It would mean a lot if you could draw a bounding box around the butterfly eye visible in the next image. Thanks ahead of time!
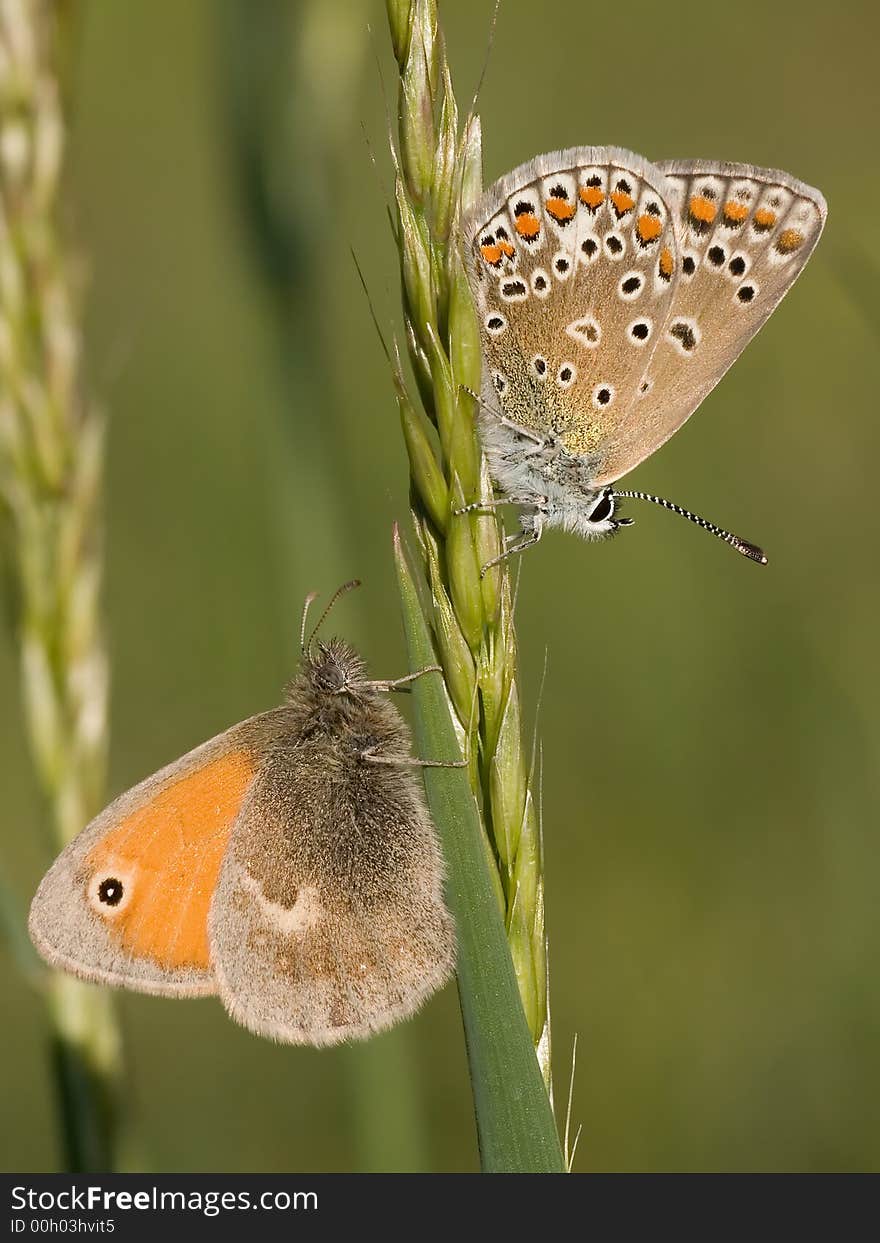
[315,660,346,693]
[589,492,615,524]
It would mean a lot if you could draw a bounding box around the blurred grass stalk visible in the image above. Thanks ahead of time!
[387,1,563,1169]
[0,0,123,1170]
[217,0,433,1172]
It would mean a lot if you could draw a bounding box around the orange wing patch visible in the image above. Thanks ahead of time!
[514,211,541,240]
[86,751,255,971]
[610,189,635,217]
[545,196,576,223]
[723,200,749,225]
[689,195,718,225]
[775,228,804,254]
[753,207,777,232]
[636,214,663,244]
[579,184,605,211]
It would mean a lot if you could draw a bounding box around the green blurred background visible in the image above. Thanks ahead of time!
[3,0,878,1172]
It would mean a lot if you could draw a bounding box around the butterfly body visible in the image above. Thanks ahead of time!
[463,146,826,559]
[29,633,455,1046]
[477,411,615,544]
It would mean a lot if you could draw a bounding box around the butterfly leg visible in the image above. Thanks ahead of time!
[365,665,442,693]
[453,493,547,517]
[364,664,479,765]
[479,516,544,577]
[360,744,468,769]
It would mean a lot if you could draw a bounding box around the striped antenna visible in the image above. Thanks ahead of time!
[301,580,362,656]
[612,489,768,565]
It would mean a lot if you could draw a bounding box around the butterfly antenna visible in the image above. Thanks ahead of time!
[300,592,320,655]
[306,580,362,654]
[612,489,768,565]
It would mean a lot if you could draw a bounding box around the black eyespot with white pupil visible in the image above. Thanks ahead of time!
[98,877,124,907]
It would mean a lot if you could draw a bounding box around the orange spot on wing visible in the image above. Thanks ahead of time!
[480,243,503,266]
[498,239,516,257]
[723,200,749,224]
[658,247,674,278]
[546,197,576,222]
[578,185,605,210]
[776,228,804,253]
[514,212,540,239]
[88,751,255,971]
[636,214,663,243]
[689,195,718,224]
[610,190,635,216]
[753,207,777,229]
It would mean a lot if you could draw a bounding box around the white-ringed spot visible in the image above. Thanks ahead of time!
[500,277,528,302]
[667,318,701,355]
[727,252,749,281]
[627,318,653,346]
[87,864,136,919]
[604,232,625,260]
[552,251,573,280]
[618,271,643,300]
[530,268,551,298]
[592,383,615,409]
[565,316,602,348]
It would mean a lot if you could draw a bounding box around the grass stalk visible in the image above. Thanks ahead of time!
[0,0,123,1171]
[386,0,562,1168]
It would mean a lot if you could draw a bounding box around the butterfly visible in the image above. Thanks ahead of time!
[461,147,826,568]
[28,585,456,1045]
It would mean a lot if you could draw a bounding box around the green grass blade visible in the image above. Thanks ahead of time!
[394,529,565,1173]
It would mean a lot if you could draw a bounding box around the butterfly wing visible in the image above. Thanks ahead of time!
[28,718,265,997]
[590,160,827,485]
[208,731,455,1046]
[463,146,682,457]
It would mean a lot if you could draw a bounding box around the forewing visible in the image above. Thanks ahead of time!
[591,160,827,485]
[28,718,266,997]
[463,146,682,456]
